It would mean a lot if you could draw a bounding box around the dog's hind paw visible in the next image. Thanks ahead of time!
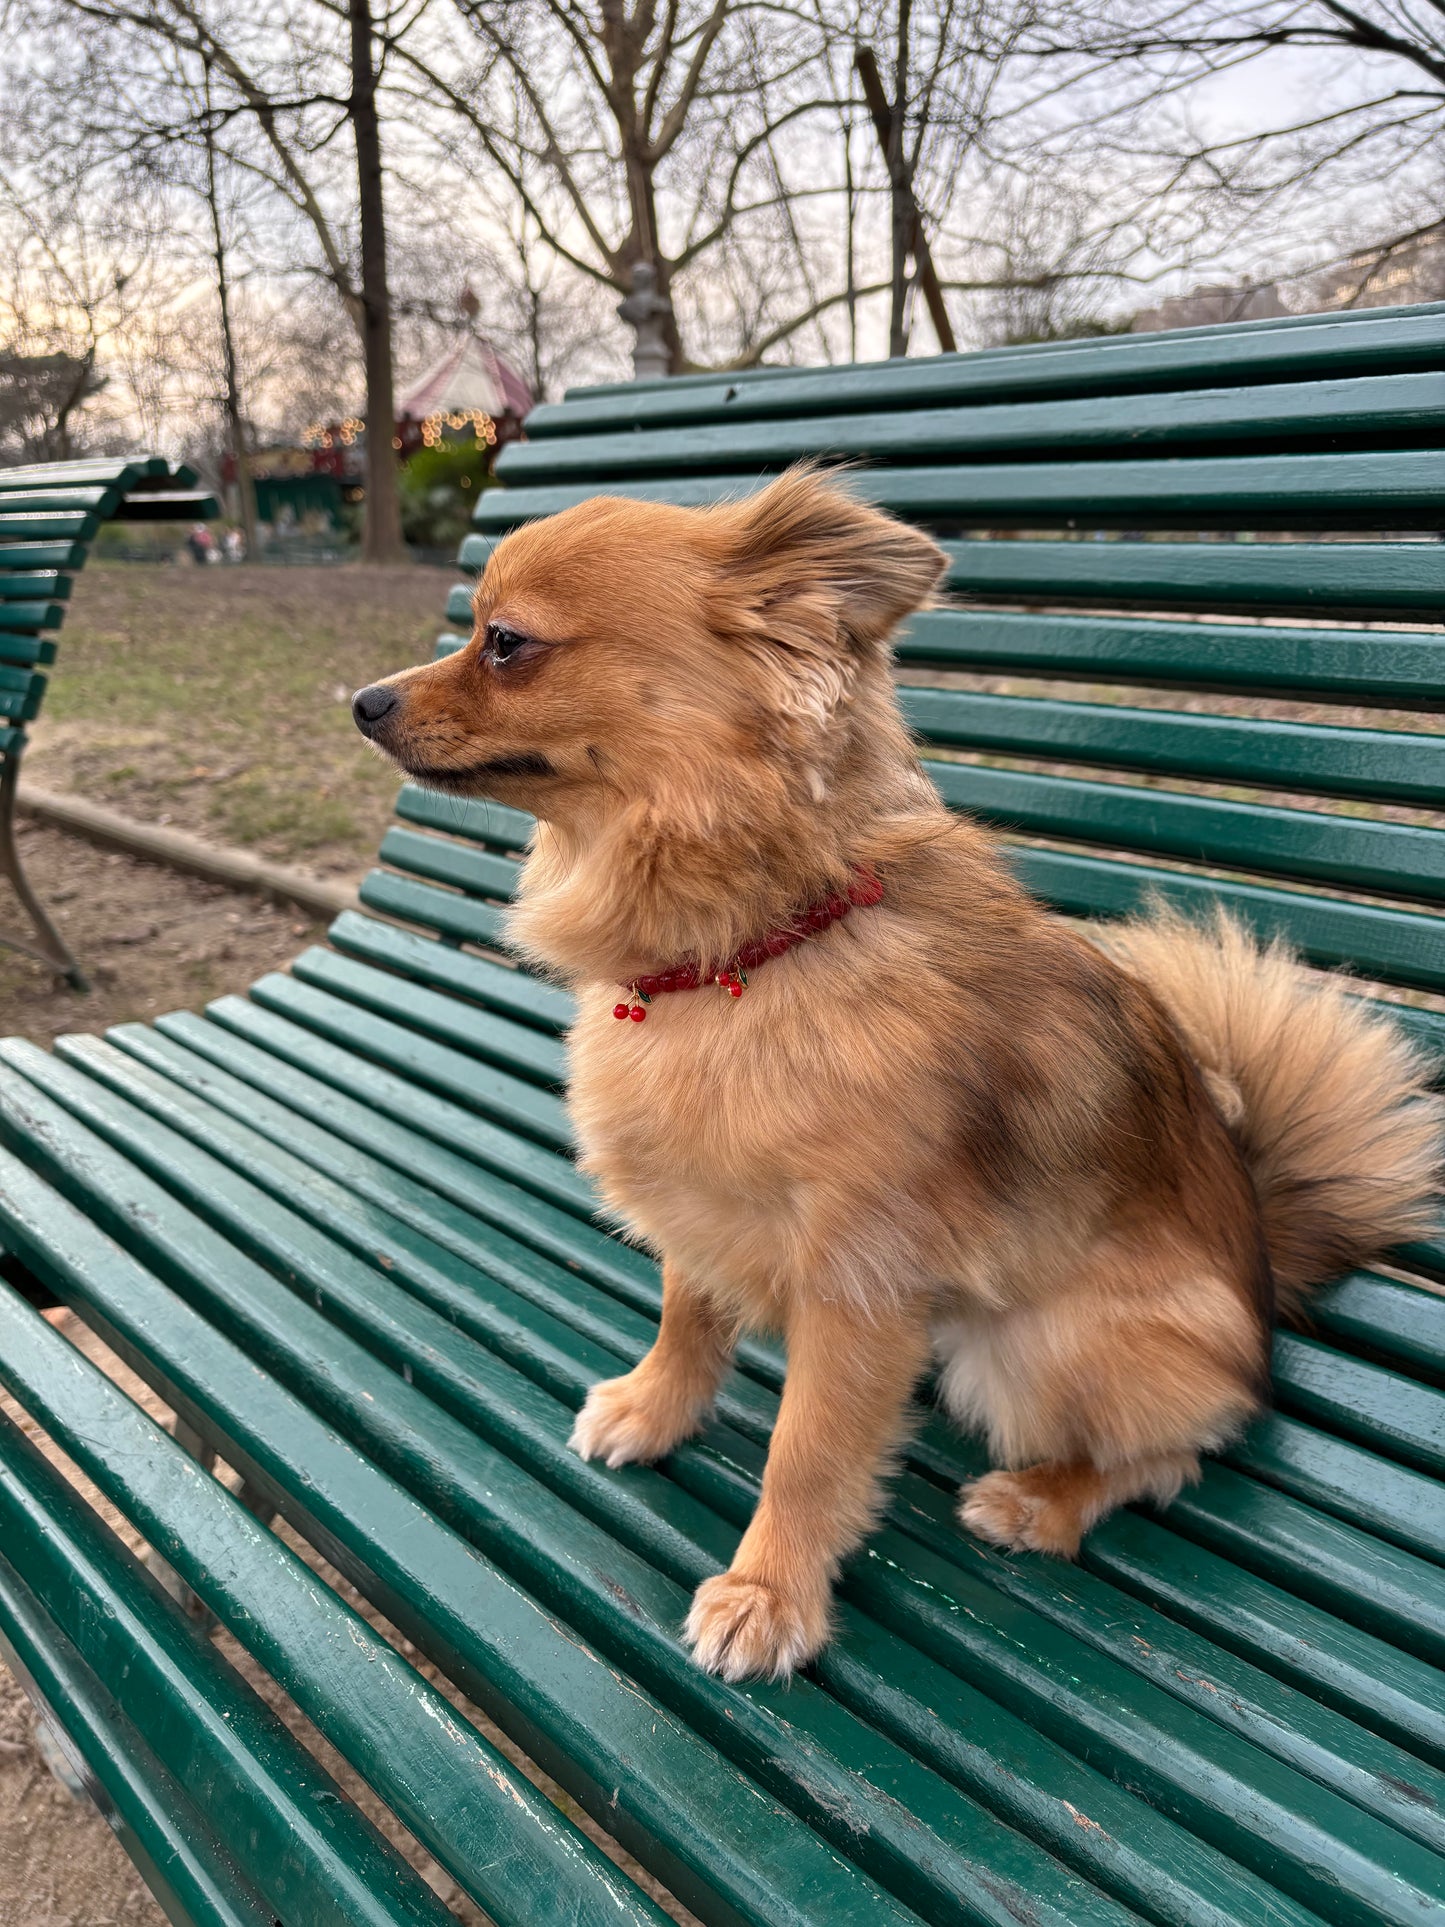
[958,1467,1089,1558]
[684,1571,828,1681]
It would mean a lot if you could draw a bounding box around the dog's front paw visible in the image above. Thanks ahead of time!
[958,1467,1085,1558]
[684,1571,828,1681]
[569,1370,701,1468]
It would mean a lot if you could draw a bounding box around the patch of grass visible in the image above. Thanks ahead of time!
[211,774,360,852]
[33,562,448,870]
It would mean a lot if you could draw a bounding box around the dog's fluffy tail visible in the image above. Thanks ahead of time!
[1108,904,1443,1318]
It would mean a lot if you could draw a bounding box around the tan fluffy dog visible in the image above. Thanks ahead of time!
[353,470,1442,1682]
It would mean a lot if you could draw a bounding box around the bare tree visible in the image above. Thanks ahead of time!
[31,0,406,555]
[1002,0,1445,294]
[382,0,853,371]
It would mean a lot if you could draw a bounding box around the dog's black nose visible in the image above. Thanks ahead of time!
[352,683,398,736]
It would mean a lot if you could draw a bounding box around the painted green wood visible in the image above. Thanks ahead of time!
[0,455,171,489]
[2,1069,1194,1927]
[0,1273,751,1927]
[1228,1412,1445,1562]
[535,307,1445,433]
[0,571,68,607]
[0,1048,1413,1927]
[379,823,524,898]
[0,1410,458,1927]
[929,760,1445,904]
[0,629,57,667]
[56,1025,1445,1911]
[499,371,1445,486]
[0,1144,1059,1927]
[0,664,45,721]
[358,867,509,947]
[326,910,571,1031]
[86,1028,1445,1793]
[445,581,474,624]
[1004,846,1445,991]
[114,1018,653,1311]
[0,539,88,571]
[935,538,1445,616]
[906,686,1445,805]
[27,1036,1445,1927]
[868,1469,1445,1862]
[290,946,567,1084]
[0,1561,279,1927]
[1312,1272,1445,1381]
[246,972,572,1148]
[394,781,534,851]
[0,599,67,634]
[1272,1330,1445,1475]
[1165,1461,1445,1664]
[473,451,1445,534]
[0,511,101,543]
[1079,1505,1445,1766]
[895,607,1445,708]
[202,993,594,1213]
[140,1008,1429,1403]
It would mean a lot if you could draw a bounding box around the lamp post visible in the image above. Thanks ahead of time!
[617,263,673,381]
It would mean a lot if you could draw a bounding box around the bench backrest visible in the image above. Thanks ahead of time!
[0,456,218,760]
[362,302,1445,1057]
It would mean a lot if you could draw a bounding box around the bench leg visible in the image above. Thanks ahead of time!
[0,757,88,991]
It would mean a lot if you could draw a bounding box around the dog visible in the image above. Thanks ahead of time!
[353,468,1442,1682]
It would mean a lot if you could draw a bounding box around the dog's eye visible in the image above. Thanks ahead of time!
[484,621,532,663]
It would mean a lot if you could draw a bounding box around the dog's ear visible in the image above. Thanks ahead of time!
[723,466,947,651]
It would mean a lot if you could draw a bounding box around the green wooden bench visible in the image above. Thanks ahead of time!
[2,306,1445,1926]
[0,456,219,989]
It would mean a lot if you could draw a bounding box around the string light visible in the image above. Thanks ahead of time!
[420,409,496,449]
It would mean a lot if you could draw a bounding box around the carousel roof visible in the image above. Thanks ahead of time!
[396,334,533,422]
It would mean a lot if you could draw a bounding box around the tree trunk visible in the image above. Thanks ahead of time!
[348,0,406,564]
[888,0,912,358]
[203,63,257,559]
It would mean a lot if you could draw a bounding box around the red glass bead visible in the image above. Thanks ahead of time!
[728,981,743,997]
[629,1004,647,1022]
[613,1003,629,1020]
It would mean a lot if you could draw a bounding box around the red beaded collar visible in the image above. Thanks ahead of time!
[613,866,884,1022]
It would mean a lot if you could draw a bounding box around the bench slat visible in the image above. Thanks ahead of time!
[247,972,571,1149]
[499,371,1445,484]
[395,782,534,851]
[896,609,1445,707]
[471,450,1445,533]
[1007,846,1445,989]
[359,867,509,947]
[115,1015,1445,1769]
[379,823,524,899]
[291,947,567,1084]
[327,910,570,1031]
[929,761,1445,905]
[14,1048,1445,1927]
[0,1090,1101,1927]
[905,686,1445,804]
[0,1209,769,1927]
[0,1551,279,1927]
[0,1412,456,1927]
[534,308,1445,434]
[356,813,1445,994]
[203,995,594,1214]
[937,538,1445,616]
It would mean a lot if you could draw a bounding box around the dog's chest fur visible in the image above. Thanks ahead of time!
[565,942,945,1311]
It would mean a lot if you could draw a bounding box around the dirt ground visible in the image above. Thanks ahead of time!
[26,561,446,876]
[0,823,331,1051]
